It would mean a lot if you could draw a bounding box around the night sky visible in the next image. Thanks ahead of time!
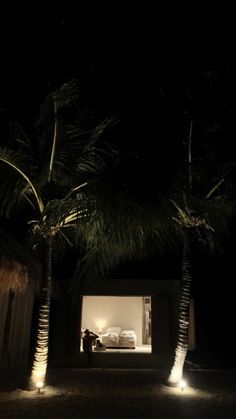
[1,8,235,200]
[0,7,235,365]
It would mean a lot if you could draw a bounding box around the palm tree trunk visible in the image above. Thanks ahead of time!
[30,235,52,388]
[167,230,192,385]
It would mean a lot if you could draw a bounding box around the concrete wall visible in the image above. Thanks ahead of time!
[82,296,143,345]
[81,279,179,296]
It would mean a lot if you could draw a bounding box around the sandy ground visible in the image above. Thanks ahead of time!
[0,368,236,419]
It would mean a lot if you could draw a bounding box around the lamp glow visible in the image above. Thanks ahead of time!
[179,379,187,392]
[36,381,44,393]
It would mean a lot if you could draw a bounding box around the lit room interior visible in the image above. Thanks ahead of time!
[81,296,152,353]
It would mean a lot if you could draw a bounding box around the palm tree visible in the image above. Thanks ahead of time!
[167,198,215,385]
[167,118,230,386]
[0,80,126,389]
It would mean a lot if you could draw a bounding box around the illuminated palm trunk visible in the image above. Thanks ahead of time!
[31,235,52,388]
[168,231,192,386]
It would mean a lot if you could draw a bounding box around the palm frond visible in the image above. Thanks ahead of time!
[90,113,120,142]
[0,117,33,152]
[0,148,44,215]
[35,80,119,188]
[70,191,178,293]
[171,194,229,255]
[209,156,236,199]
[28,195,92,242]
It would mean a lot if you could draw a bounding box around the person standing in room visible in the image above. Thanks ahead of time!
[82,329,98,366]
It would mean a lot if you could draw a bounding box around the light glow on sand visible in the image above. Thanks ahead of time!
[179,379,187,391]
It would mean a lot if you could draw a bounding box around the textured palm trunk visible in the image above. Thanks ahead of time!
[167,230,192,385]
[31,235,52,388]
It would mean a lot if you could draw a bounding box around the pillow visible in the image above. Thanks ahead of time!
[120,330,135,335]
[106,326,121,334]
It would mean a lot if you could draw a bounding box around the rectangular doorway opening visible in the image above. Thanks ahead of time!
[81,296,152,353]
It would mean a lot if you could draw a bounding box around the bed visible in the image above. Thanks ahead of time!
[101,326,136,349]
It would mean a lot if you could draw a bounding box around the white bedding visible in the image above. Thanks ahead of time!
[101,327,136,348]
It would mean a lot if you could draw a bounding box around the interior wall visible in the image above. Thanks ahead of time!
[82,296,143,345]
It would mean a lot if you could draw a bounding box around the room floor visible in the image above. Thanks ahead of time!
[95,345,152,354]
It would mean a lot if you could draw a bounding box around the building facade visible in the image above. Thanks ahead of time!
[51,278,183,369]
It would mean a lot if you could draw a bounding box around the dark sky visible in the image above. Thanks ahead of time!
[1,7,235,188]
[0,6,234,112]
